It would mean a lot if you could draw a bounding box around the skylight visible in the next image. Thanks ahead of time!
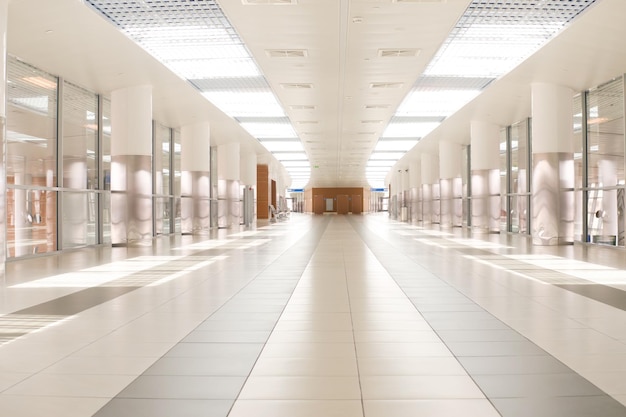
[84,0,308,186]
[369,0,598,188]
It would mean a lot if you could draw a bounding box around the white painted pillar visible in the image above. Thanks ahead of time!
[531,82,574,245]
[421,153,438,225]
[240,151,257,226]
[440,141,463,228]
[470,121,501,233]
[408,159,421,223]
[110,85,153,245]
[217,142,240,228]
[181,121,211,234]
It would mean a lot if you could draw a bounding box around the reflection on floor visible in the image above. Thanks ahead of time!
[2,213,626,417]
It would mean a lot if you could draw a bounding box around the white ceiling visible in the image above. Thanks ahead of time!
[7,0,626,188]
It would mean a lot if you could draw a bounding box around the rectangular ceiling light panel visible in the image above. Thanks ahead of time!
[374,139,419,152]
[84,0,305,168]
[242,122,298,138]
[259,140,305,152]
[382,121,439,139]
[202,91,285,117]
[425,0,598,78]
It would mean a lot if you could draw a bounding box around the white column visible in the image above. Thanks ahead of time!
[421,153,438,225]
[531,82,574,245]
[470,121,501,233]
[240,151,257,226]
[408,159,421,223]
[110,85,153,245]
[400,168,409,222]
[440,141,462,228]
[181,121,210,234]
[217,142,240,228]
[0,0,8,273]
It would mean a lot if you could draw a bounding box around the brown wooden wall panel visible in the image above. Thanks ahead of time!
[352,195,362,214]
[363,188,371,213]
[337,195,349,214]
[313,194,325,214]
[257,164,269,219]
[271,180,277,208]
[311,187,367,213]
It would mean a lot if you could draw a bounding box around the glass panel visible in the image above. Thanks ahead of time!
[510,119,529,194]
[461,145,471,227]
[573,93,584,241]
[499,128,508,231]
[102,98,112,243]
[173,129,182,233]
[587,77,624,188]
[63,81,97,189]
[154,123,171,235]
[154,123,171,196]
[154,197,171,236]
[7,189,57,257]
[6,57,58,257]
[62,191,97,249]
[586,77,624,246]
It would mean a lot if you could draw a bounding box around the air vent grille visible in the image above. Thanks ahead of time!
[378,49,421,58]
[281,83,313,89]
[243,0,297,4]
[393,0,446,3]
[291,105,316,110]
[266,49,308,58]
[370,82,404,89]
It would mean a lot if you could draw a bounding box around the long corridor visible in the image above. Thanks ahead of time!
[1,214,626,416]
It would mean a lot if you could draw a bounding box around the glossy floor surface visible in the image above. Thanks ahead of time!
[2,214,626,416]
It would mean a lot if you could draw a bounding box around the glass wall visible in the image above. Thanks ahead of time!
[6,57,58,257]
[154,122,172,235]
[497,119,531,235]
[573,93,585,241]
[173,129,182,233]
[585,77,625,246]
[102,98,112,244]
[509,119,530,234]
[499,128,508,231]
[61,81,99,249]
[462,145,470,227]
[4,56,184,258]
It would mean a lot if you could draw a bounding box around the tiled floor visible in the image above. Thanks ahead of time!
[2,213,626,416]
